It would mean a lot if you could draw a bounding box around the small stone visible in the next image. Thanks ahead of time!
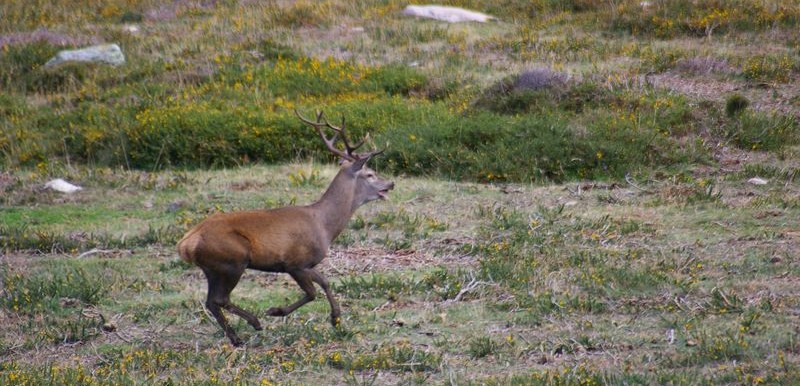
[122,24,140,34]
[747,177,768,185]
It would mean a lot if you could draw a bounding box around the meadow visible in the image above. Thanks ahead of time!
[1,0,800,384]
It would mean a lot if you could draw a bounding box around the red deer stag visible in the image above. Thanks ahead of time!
[178,110,394,346]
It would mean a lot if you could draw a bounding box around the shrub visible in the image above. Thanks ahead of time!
[0,40,61,92]
[725,94,749,117]
[742,54,795,82]
[119,11,143,23]
[474,71,620,116]
[725,112,798,151]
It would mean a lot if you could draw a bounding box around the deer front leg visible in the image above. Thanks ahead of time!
[266,270,316,317]
[307,268,341,326]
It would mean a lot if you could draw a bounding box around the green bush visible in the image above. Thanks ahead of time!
[0,41,61,92]
[380,97,695,183]
[365,64,427,96]
[726,112,798,151]
[725,94,749,117]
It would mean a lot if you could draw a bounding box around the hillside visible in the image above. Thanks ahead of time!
[2,1,800,384]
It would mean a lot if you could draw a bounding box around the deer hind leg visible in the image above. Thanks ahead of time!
[203,266,261,346]
[307,268,341,326]
[266,269,316,317]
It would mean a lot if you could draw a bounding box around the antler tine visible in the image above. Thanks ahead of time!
[337,115,367,156]
[295,109,353,161]
[295,109,378,161]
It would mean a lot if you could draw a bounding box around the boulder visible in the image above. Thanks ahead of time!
[44,178,83,193]
[402,5,495,23]
[45,43,125,67]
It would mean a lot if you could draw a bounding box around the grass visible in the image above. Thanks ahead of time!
[2,0,800,383]
[2,163,800,384]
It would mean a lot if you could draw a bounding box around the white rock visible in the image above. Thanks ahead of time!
[44,178,83,193]
[122,24,140,34]
[747,177,768,185]
[402,5,495,23]
[45,44,125,67]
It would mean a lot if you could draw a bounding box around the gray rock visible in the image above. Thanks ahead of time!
[45,43,125,67]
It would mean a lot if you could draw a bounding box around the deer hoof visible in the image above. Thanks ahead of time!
[252,323,263,331]
[229,335,244,347]
[330,315,341,327]
[266,307,286,317]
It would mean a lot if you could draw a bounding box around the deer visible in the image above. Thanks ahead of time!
[177,110,394,346]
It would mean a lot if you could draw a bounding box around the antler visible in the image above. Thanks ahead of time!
[295,109,381,161]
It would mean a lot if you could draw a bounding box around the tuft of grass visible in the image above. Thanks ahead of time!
[325,341,442,373]
[725,112,798,151]
[0,265,108,313]
[468,335,498,359]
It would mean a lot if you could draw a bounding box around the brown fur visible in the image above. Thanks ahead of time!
[178,161,394,346]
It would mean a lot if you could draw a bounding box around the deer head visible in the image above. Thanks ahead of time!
[295,109,394,207]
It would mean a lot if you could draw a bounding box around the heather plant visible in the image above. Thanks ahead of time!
[676,56,732,75]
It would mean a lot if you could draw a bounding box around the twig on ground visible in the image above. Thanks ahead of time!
[77,248,116,258]
[625,173,650,192]
[444,277,489,305]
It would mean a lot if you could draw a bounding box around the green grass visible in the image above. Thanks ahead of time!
[2,163,800,384]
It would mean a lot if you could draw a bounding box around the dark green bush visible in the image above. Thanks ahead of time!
[119,11,143,23]
[725,94,749,117]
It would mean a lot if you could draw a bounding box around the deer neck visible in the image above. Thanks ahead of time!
[311,170,359,242]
